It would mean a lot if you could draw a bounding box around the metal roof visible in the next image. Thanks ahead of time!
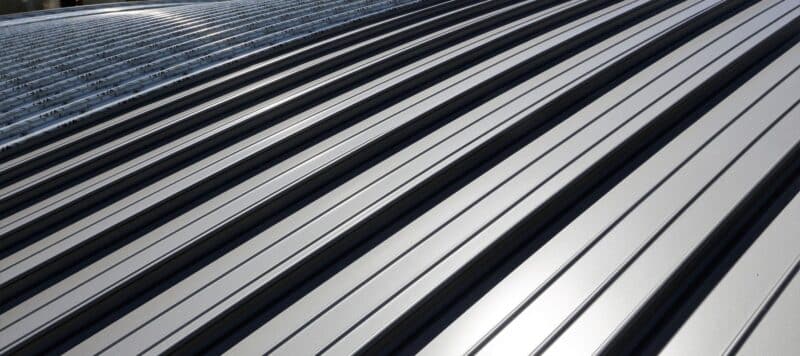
[0,0,418,149]
[1,0,799,354]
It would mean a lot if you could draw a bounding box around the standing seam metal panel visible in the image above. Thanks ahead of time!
[1,0,799,355]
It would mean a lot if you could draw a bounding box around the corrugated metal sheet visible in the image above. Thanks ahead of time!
[1,0,799,354]
[0,0,420,150]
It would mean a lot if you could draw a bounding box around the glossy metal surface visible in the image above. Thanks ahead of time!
[1,0,798,354]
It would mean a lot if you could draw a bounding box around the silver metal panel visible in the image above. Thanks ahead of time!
[1,0,799,354]
[0,0,419,148]
[661,168,800,355]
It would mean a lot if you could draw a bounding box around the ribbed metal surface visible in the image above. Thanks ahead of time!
[0,0,418,150]
[1,0,799,354]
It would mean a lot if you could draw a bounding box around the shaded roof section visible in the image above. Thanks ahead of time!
[0,0,419,149]
[1,0,799,354]
[0,1,228,23]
